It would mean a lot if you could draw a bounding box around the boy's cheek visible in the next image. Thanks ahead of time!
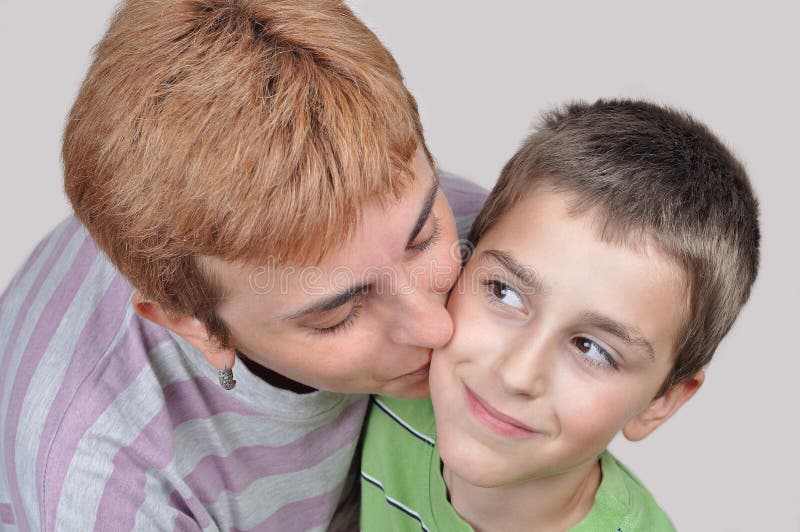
[554,391,636,448]
[430,322,477,385]
[446,282,481,331]
[435,322,480,366]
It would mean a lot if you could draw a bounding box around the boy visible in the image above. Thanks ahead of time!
[360,99,759,530]
[0,0,485,529]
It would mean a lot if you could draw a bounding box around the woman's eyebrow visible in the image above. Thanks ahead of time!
[284,175,442,321]
[405,175,440,248]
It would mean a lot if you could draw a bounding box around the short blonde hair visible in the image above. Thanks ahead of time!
[64,0,429,344]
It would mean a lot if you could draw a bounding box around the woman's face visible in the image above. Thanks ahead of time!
[208,148,462,398]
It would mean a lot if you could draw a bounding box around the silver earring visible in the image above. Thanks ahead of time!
[218,365,236,390]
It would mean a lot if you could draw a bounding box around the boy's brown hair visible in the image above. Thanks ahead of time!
[63,0,429,345]
[469,99,760,396]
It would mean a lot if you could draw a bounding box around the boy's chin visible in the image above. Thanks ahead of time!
[438,434,515,489]
[442,457,516,489]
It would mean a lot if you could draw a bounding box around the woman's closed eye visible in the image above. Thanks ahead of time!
[306,291,369,336]
[408,216,442,253]
[311,301,363,335]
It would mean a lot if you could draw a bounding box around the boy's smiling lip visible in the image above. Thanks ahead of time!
[463,382,540,438]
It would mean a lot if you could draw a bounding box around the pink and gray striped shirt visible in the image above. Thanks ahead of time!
[0,174,486,531]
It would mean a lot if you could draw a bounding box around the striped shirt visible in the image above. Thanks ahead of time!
[360,397,676,531]
[0,173,486,531]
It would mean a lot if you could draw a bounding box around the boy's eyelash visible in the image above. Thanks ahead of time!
[312,301,363,335]
[409,217,441,252]
[482,279,620,371]
[574,337,619,371]
[482,279,516,304]
[483,279,508,297]
[482,278,621,371]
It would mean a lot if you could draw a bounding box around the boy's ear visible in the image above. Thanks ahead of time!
[131,291,236,371]
[622,370,705,442]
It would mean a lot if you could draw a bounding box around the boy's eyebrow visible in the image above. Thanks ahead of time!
[405,175,441,249]
[581,312,656,360]
[481,249,547,295]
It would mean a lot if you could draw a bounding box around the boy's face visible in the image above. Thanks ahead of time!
[429,187,691,488]
[204,148,461,398]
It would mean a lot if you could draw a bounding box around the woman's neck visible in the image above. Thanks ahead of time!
[237,351,317,394]
[443,457,601,532]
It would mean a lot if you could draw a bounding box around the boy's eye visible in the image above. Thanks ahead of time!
[484,280,525,310]
[573,337,619,370]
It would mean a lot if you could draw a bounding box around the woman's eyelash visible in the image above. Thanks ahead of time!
[410,217,441,252]
[313,216,441,335]
[313,301,363,335]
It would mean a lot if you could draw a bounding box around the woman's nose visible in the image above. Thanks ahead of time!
[389,291,454,349]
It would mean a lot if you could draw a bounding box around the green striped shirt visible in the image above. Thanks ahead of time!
[360,396,676,532]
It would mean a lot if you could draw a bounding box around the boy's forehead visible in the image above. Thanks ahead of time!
[499,187,688,277]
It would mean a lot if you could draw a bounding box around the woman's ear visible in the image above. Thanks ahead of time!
[131,291,236,371]
[622,370,705,442]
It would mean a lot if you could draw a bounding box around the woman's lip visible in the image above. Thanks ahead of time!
[401,350,433,377]
[464,384,538,437]
[405,362,431,377]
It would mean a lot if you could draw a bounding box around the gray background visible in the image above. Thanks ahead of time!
[1,2,797,530]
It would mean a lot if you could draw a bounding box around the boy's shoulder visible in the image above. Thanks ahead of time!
[367,395,436,443]
[576,451,675,532]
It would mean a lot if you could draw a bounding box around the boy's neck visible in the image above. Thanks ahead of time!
[443,457,602,532]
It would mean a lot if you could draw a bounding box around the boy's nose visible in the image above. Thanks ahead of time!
[494,339,550,397]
